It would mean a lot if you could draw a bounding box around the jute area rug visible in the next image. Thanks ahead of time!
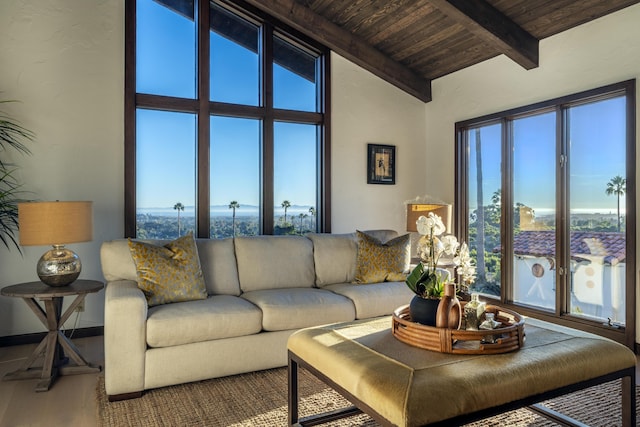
[96,368,638,426]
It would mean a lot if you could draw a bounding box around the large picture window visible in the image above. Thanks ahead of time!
[456,81,636,349]
[125,0,329,239]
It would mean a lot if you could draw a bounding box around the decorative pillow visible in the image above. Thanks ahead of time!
[354,230,411,284]
[128,234,207,306]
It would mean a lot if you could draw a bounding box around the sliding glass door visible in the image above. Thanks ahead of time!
[456,80,635,348]
[567,97,627,325]
[511,111,556,311]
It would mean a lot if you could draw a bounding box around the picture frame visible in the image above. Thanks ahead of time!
[367,143,396,185]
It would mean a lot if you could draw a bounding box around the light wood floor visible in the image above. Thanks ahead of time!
[0,335,638,426]
[0,335,104,427]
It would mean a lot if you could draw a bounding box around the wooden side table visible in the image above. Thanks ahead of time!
[1,279,104,392]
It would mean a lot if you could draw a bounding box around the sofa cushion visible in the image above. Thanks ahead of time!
[361,229,401,243]
[146,295,262,348]
[196,238,241,296]
[307,233,357,287]
[325,282,414,319]
[129,234,208,306]
[234,235,316,292]
[241,288,355,331]
[101,239,139,282]
[354,231,411,284]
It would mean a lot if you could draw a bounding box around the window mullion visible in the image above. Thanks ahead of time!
[124,0,137,238]
[197,0,211,238]
[556,106,569,317]
[261,23,274,234]
[623,81,637,349]
[502,119,513,305]
[454,125,468,241]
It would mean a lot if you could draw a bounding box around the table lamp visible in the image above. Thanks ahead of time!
[406,203,451,233]
[18,201,93,287]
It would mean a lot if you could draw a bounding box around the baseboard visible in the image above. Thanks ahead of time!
[0,326,103,347]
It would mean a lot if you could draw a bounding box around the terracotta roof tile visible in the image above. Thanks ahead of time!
[506,231,625,264]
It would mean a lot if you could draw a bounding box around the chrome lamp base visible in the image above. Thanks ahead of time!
[37,244,82,287]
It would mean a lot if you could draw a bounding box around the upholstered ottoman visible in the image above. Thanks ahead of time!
[287,316,636,426]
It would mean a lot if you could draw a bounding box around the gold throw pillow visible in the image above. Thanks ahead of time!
[128,234,207,306]
[354,231,410,284]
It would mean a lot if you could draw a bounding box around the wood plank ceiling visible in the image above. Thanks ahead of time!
[242,0,640,102]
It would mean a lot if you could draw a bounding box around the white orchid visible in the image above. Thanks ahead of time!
[441,234,460,256]
[455,242,476,285]
[416,212,446,237]
[407,212,476,298]
[415,213,448,266]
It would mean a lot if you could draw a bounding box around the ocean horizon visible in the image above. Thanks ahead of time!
[138,205,314,217]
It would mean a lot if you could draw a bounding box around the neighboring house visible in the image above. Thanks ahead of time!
[510,231,626,323]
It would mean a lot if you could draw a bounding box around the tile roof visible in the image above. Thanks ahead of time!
[508,230,626,264]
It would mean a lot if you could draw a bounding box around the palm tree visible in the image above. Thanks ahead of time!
[298,213,308,233]
[228,200,240,237]
[308,206,316,230]
[0,100,34,252]
[173,202,185,237]
[281,200,291,224]
[605,175,626,232]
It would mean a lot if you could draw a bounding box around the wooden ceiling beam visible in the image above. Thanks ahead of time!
[428,0,539,70]
[242,0,432,102]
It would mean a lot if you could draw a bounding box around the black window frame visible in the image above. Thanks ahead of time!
[124,0,331,238]
[455,80,636,349]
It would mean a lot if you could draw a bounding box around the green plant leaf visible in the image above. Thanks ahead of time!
[405,262,424,294]
[0,99,35,252]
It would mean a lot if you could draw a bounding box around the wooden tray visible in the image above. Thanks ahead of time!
[391,303,525,354]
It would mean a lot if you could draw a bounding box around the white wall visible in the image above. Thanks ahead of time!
[330,54,429,233]
[424,4,640,341]
[0,0,124,336]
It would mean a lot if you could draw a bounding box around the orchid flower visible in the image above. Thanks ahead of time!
[407,212,476,298]
[441,235,460,257]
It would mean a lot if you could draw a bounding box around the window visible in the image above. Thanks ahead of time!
[125,0,329,239]
[456,81,636,349]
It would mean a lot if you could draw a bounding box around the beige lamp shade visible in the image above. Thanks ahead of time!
[18,201,93,246]
[406,203,451,233]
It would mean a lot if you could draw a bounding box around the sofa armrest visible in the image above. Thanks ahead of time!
[104,280,148,397]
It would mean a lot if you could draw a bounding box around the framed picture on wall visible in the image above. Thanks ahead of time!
[367,143,396,184]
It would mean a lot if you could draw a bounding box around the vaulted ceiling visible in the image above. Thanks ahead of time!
[243,0,640,102]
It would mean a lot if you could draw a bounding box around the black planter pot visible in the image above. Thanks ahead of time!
[409,295,440,326]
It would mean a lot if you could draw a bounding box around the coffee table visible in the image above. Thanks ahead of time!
[288,316,636,426]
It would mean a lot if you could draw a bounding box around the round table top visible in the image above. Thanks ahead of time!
[0,279,104,298]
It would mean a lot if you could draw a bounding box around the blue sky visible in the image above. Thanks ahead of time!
[135,0,317,210]
[468,95,627,216]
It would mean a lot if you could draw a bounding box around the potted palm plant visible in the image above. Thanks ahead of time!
[0,99,34,252]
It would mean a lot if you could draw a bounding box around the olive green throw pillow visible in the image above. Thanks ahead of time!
[128,234,207,306]
[354,231,410,284]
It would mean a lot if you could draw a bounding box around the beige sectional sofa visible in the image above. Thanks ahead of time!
[100,230,413,400]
